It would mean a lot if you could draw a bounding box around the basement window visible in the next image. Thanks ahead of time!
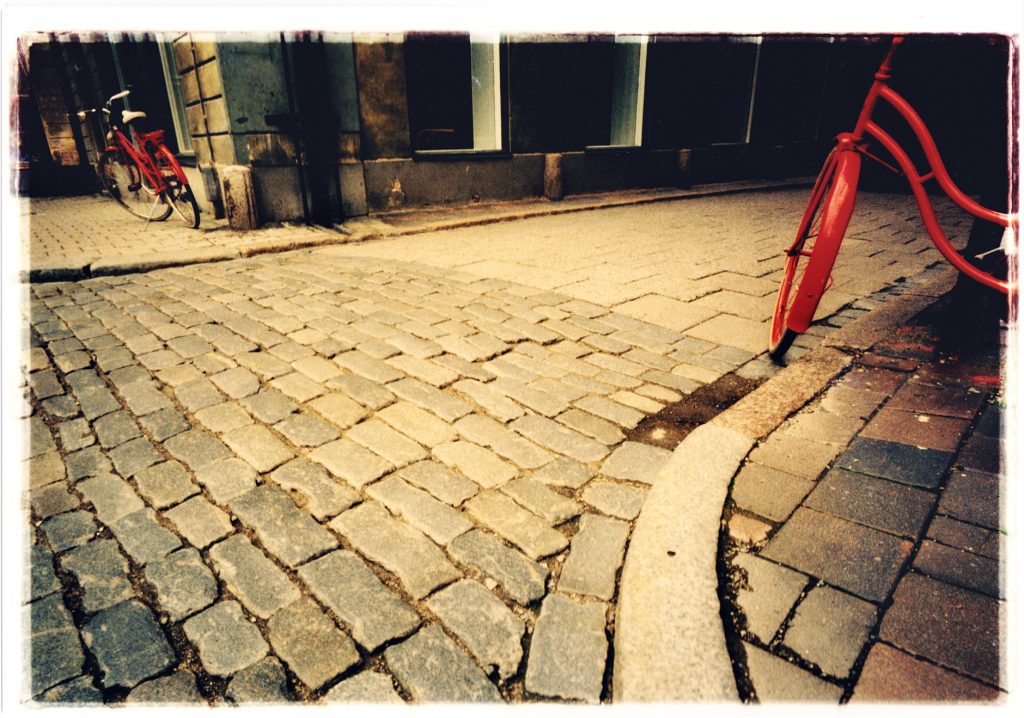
[405,32,505,154]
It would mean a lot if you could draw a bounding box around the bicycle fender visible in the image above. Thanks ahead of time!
[788,149,862,333]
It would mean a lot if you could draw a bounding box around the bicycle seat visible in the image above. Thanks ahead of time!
[122,110,147,125]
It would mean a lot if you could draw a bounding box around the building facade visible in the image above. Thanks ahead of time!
[15,32,1012,228]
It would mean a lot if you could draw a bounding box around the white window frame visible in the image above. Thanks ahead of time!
[157,37,194,155]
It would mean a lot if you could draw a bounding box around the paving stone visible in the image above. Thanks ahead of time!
[56,417,93,452]
[581,480,646,520]
[452,379,526,422]
[164,429,231,472]
[155,363,204,388]
[427,579,526,681]
[223,424,295,474]
[599,441,671,485]
[226,656,289,703]
[229,485,337,567]
[554,408,625,445]
[818,384,886,420]
[749,434,843,481]
[805,467,935,538]
[107,436,162,478]
[732,552,807,643]
[307,391,367,429]
[397,460,479,506]
[455,414,554,470]
[938,468,1000,530]
[168,334,213,360]
[270,371,325,402]
[164,496,232,549]
[322,671,404,703]
[763,508,911,602]
[273,412,340,447]
[501,477,581,524]
[860,407,969,452]
[126,670,204,704]
[241,389,298,423]
[330,502,460,598]
[465,491,568,559]
[267,597,360,690]
[956,432,1000,474]
[386,354,459,387]
[386,624,501,702]
[731,463,815,523]
[194,457,258,502]
[511,415,609,463]
[27,544,61,602]
[348,418,428,468]
[27,593,85,695]
[389,377,473,422]
[42,394,80,419]
[193,401,253,434]
[333,349,404,383]
[368,475,473,544]
[234,350,292,380]
[558,513,630,601]
[119,380,174,416]
[135,461,198,509]
[431,440,517,488]
[525,593,607,703]
[29,481,81,519]
[174,378,225,413]
[782,585,876,679]
[880,573,1000,686]
[914,540,1001,598]
[292,354,343,383]
[851,642,999,702]
[78,474,145,524]
[836,437,952,489]
[82,599,175,690]
[42,510,98,553]
[530,457,594,489]
[744,642,844,702]
[184,601,270,677]
[728,513,774,546]
[887,380,986,419]
[298,550,420,651]
[54,350,91,373]
[327,372,396,411]
[61,538,135,613]
[490,377,570,417]
[269,458,358,520]
[37,675,103,703]
[641,368,700,393]
[928,515,1001,560]
[29,369,63,401]
[110,508,181,565]
[309,437,392,488]
[378,401,458,447]
[144,547,218,621]
[139,407,191,441]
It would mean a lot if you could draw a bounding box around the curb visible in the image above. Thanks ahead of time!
[612,267,958,702]
[23,177,812,283]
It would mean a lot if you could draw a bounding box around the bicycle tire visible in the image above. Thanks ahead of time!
[167,184,201,229]
[768,149,861,360]
[97,149,172,221]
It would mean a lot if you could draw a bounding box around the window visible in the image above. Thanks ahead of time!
[405,32,505,153]
[157,38,193,155]
[711,35,762,146]
[608,35,648,146]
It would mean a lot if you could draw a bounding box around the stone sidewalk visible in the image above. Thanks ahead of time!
[18,186,974,704]
[721,293,1005,702]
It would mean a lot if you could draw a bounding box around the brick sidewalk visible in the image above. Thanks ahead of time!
[722,295,1005,702]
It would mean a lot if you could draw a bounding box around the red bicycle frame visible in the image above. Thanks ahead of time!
[107,126,188,195]
[781,37,1016,336]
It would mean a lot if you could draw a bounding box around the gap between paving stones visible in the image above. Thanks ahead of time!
[23,178,811,283]
[612,268,959,701]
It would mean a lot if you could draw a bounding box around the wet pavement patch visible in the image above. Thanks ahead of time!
[626,373,764,450]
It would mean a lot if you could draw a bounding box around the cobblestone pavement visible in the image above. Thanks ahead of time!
[21,188,969,704]
[722,298,1005,702]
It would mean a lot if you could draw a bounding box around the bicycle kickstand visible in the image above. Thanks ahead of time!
[144,196,164,230]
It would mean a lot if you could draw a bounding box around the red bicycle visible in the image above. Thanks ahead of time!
[79,90,200,228]
[768,36,1016,360]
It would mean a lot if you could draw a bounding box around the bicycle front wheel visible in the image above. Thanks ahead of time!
[97,150,172,221]
[166,184,201,229]
[768,148,861,360]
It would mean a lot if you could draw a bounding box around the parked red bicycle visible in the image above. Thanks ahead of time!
[768,36,1016,360]
[79,90,200,228]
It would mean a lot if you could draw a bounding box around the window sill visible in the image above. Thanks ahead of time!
[412,149,511,162]
[584,144,644,155]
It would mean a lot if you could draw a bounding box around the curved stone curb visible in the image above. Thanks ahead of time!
[613,268,958,702]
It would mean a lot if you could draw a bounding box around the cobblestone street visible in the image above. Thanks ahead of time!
[20,187,973,704]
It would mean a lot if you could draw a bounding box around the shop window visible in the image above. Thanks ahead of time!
[608,35,649,146]
[711,35,762,146]
[405,32,504,153]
